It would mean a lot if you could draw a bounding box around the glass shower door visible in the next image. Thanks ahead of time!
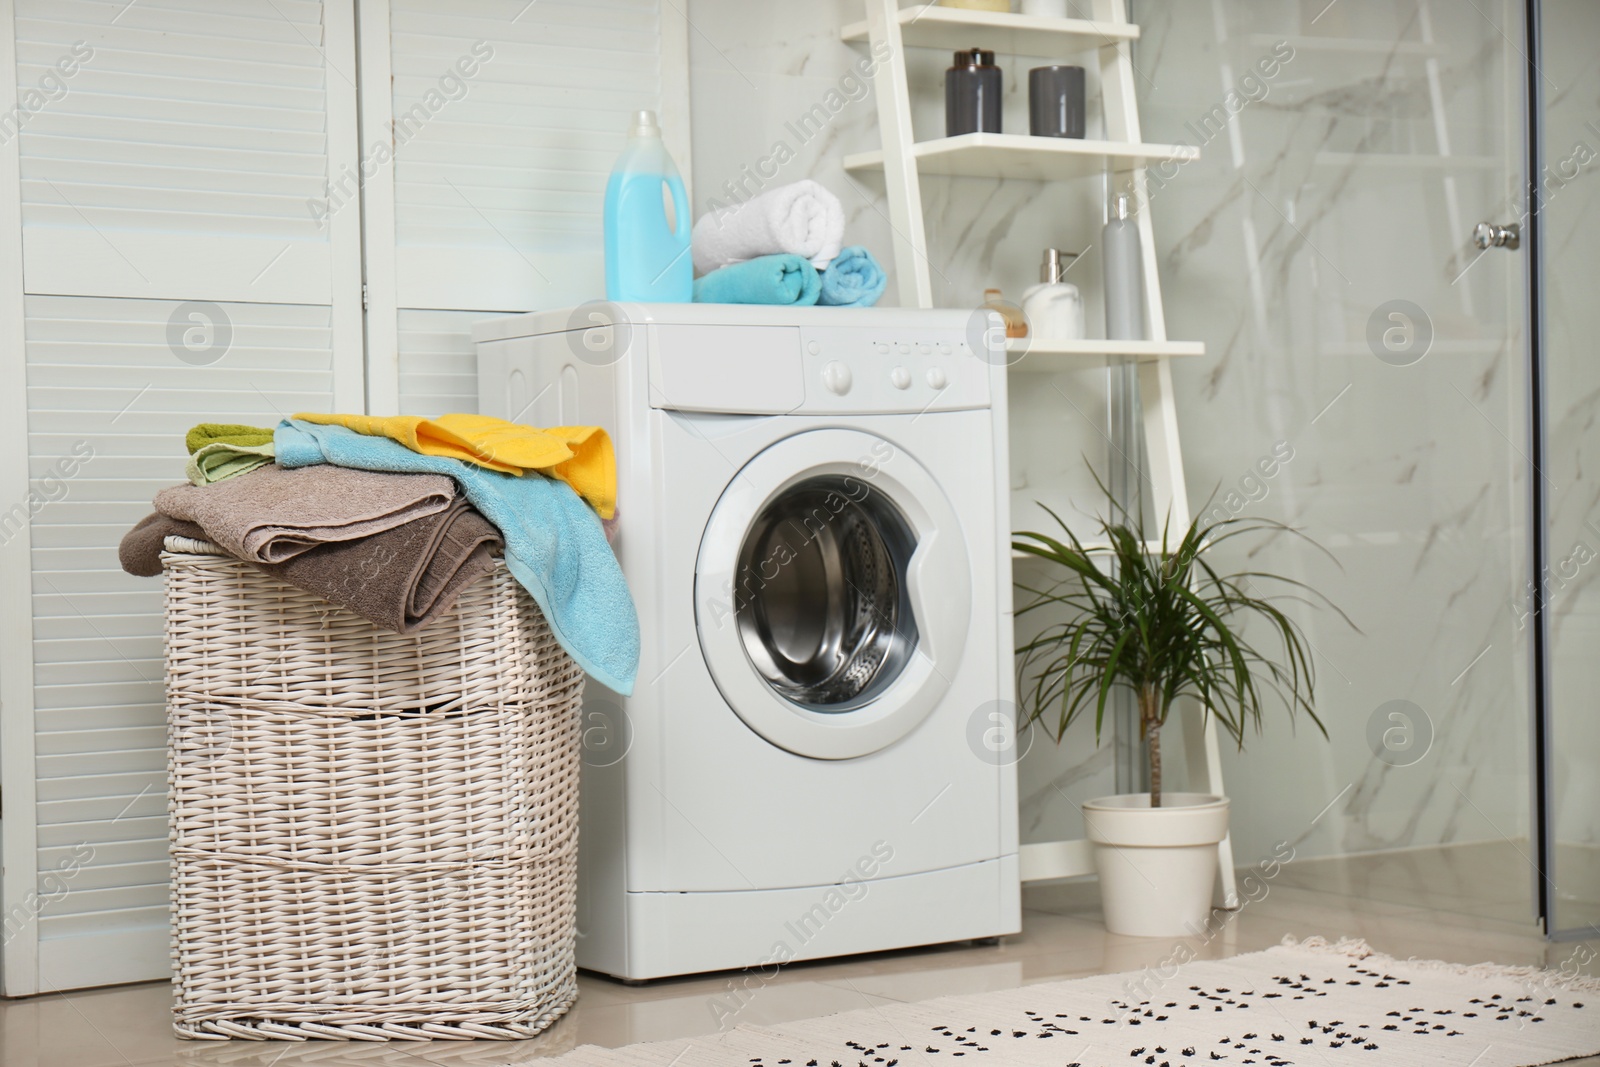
[1535,0,1600,940]
[1138,0,1537,927]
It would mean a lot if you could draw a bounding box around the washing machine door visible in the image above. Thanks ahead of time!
[695,428,972,760]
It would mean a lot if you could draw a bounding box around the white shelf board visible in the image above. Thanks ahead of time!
[1246,33,1449,57]
[843,7,1137,58]
[844,133,1198,181]
[1005,337,1205,371]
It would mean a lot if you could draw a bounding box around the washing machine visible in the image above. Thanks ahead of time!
[473,303,1020,980]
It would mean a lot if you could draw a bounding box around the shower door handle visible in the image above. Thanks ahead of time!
[1473,221,1521,250]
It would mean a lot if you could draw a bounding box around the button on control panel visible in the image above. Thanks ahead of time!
[797,326,989,414]
[821,360,853,395]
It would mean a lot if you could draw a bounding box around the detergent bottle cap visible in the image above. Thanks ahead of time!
[629,109,662,137]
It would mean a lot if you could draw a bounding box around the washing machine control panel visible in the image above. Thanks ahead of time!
[795,328,991,414]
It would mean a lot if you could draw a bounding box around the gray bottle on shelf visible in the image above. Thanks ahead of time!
[1102,194,1145,340]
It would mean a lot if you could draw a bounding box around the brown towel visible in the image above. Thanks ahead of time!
[154,464,456,564]
[119,512,206,577]
[278,499,502,633]
[120,505,503,634]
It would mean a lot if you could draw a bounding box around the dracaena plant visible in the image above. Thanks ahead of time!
[1013,489,1347,808]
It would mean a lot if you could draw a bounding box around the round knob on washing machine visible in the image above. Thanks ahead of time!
[890,366,911,390]
[927,367,949,390]
[822,360,853,395]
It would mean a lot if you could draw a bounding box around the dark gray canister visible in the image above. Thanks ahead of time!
[1029,65,1086,138]
[946,49,1002,136]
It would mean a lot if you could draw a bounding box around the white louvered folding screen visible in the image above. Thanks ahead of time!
[395,308,486,417]
[23,297,340,991]
[0,0,688,995]
[360,0,690,414]
[0,0,364,995]
[16,0,351,307]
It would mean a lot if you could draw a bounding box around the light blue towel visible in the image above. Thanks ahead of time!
[275,419,639,695]
[693,253,820,306]
[818,245,886,308]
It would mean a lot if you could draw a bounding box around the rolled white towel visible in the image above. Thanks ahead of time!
[692,180,845,274]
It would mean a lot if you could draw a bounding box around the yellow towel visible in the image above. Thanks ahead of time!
[292,413,616,519]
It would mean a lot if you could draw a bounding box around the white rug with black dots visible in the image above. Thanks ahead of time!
[552,937,1599,1067]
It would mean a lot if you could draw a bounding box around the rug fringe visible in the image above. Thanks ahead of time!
[1279,934,1600,992]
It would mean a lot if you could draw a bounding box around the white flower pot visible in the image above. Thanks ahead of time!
[1082,792,1230,937]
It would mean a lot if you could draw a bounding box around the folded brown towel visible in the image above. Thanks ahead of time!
[275,499,501,633]
[119,512,207,577]
[119,505,503,634]
[154,464,456,564]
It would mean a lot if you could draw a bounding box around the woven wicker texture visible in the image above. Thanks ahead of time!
[164,547,585,1041]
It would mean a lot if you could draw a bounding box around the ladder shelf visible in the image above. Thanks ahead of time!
[846,0,1236,907]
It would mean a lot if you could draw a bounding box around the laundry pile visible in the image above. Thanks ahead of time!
[120,413,640,695]
[690,179,887,308]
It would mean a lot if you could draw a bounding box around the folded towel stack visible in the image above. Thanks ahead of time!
[689,180,888,308]
[276,419,638,695]
[156,464,457,564]
[119,411,639,694]
[121,503,501,636]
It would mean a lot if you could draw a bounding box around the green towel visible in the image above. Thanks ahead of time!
[185,423,275,455]
[185,440,276,486]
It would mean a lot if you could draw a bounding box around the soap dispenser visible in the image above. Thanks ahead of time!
[1021,248,1084,342]
[603,110,692,302]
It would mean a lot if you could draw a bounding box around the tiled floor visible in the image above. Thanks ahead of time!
[3,847,1596,1066]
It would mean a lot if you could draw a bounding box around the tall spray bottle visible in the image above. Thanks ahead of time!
[1102,193,1145,340]
[604,110,692,302]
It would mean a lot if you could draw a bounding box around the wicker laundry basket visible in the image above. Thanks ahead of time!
[162,539,585,1040]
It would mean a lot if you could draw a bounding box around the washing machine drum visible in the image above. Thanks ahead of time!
[696,430,972,760]
[736,475,916,709]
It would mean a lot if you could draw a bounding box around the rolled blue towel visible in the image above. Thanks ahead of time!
[818,245,887,308]
[693,253,820,306]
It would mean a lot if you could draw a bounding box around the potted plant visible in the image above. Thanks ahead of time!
[1013,489,1343,937]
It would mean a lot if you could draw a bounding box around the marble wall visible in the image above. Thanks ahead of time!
[684,0,1544,921]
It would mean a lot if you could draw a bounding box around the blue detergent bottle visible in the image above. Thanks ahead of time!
[604,110,692,302]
